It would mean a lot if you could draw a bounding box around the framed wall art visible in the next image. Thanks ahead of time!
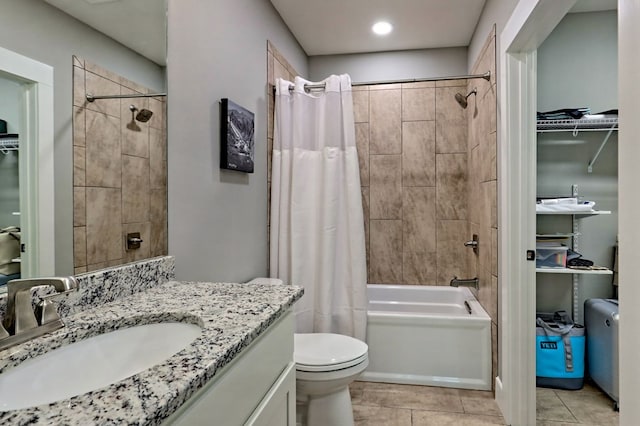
[220,98,255,173]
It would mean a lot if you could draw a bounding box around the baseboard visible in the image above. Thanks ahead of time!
[360,371,491,391]
[495,376,509,424]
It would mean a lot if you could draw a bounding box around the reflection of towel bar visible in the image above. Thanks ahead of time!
[450,276,479,291]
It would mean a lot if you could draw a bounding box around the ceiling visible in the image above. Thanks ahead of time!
[269,0,487,56]
[44,0,166,66]
[42,0,618,67]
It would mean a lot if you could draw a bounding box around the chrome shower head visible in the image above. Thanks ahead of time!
[128,104,154,123]
[454,88,478,109]
[135,109,153,123]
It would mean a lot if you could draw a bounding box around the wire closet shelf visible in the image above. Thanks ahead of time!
[537,117,618,173]
[536,117,618,132]
[0,138,19,154]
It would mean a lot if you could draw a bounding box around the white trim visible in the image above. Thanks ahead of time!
[497,47,538,425]
[0,46,55,278]
[618,0,639,422]
[497,1,576,424]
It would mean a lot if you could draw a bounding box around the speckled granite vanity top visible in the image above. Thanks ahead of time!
[0,280,303,425]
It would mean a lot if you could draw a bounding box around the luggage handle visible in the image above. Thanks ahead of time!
[536,317,574,336]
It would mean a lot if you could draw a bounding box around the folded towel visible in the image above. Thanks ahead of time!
[537,108,591,120]
[536,201,595,212]
[538,197,578,205]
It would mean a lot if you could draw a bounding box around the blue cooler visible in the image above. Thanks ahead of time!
[536,311,585,390]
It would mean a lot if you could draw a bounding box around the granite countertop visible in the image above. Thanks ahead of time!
[0,280,303,425]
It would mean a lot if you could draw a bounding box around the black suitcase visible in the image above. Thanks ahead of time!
[584,298,619,410]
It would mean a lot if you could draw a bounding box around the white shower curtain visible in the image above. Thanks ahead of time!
[270,74,367,341]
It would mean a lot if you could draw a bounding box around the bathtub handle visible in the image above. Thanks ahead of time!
[464,300,473,314]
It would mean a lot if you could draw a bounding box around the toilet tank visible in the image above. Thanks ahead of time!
[246,278,284,286]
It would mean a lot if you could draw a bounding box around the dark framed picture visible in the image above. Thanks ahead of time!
[220,98,255,173]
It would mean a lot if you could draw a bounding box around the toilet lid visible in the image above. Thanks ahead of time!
[294,333,368,372]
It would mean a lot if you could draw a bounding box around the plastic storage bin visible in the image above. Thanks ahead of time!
[536,246,568,268]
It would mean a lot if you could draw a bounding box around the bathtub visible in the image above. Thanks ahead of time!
[361,284,492,390]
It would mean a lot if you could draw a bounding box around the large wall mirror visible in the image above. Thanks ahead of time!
[0,0,167,290]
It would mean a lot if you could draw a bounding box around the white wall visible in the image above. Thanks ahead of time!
[0,0,165,275]
[468,0,519,70]
[167,0,308,282]
[308,47,467,83]
[537,11,617,113]
[536,11,618,319]
[0,78,22,135]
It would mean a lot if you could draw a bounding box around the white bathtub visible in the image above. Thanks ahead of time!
[361,284,492,390]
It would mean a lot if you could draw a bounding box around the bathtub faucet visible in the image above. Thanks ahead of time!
[450,276,479,291]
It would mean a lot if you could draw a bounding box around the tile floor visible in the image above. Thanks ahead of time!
[350,380,618,425]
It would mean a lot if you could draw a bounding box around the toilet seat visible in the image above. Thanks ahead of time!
[294,333,368,372]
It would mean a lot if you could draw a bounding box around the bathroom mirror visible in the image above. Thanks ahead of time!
[0,1,167,288]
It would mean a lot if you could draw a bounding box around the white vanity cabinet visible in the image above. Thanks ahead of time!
[165,310,296,426]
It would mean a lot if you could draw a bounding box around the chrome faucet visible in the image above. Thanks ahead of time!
[0,277,78,351]
[450,276,479,291]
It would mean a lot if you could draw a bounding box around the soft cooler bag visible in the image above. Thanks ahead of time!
[536,310,585,390]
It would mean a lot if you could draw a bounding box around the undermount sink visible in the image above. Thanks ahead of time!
[0,322,202,411]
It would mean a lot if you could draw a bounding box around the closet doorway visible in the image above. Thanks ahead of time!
[0,46,55,291]
[535,5,619,425]
[499,0,637,425]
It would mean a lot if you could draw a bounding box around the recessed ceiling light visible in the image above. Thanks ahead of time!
[372,21,393,36]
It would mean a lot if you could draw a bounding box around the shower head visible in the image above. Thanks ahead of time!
[454,88,478,109]
[135,109,153,123]
[128,105,154,123]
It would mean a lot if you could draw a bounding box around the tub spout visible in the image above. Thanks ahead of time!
[450,276,479,291]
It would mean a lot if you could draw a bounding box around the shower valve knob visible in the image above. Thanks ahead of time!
[126,232,143,250]
[464,234,479,254]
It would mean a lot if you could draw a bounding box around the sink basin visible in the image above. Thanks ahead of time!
[0,322,201,411]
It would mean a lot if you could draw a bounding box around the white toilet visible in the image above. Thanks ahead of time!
[246,278,369,426]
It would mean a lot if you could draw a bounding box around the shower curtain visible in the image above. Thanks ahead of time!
[270,74,367,341]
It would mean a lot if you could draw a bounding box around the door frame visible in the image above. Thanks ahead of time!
[617,0,640,424]
[0,46,54,279]
[496,1,577,424]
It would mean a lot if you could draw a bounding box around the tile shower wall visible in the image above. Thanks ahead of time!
[353,81,469,285]
[467,27,498,384]
[266,41,302,268]
[72,56,167,274]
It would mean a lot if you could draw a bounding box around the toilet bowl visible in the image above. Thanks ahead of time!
[295,333,368,426]
[246,278,369,426]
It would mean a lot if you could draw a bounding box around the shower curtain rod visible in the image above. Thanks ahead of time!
[86,92,167,102]
[281,70,491,92]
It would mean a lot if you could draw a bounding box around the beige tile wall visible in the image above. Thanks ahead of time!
[266,42,302,269]
[467,26,498,385]
[72,56,167,274]
[354,80,470,285]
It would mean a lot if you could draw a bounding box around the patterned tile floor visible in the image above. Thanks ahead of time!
[350,380,618,425]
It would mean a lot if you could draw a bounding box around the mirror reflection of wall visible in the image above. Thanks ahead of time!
[0,76,23,286]
[72,58,167,273]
